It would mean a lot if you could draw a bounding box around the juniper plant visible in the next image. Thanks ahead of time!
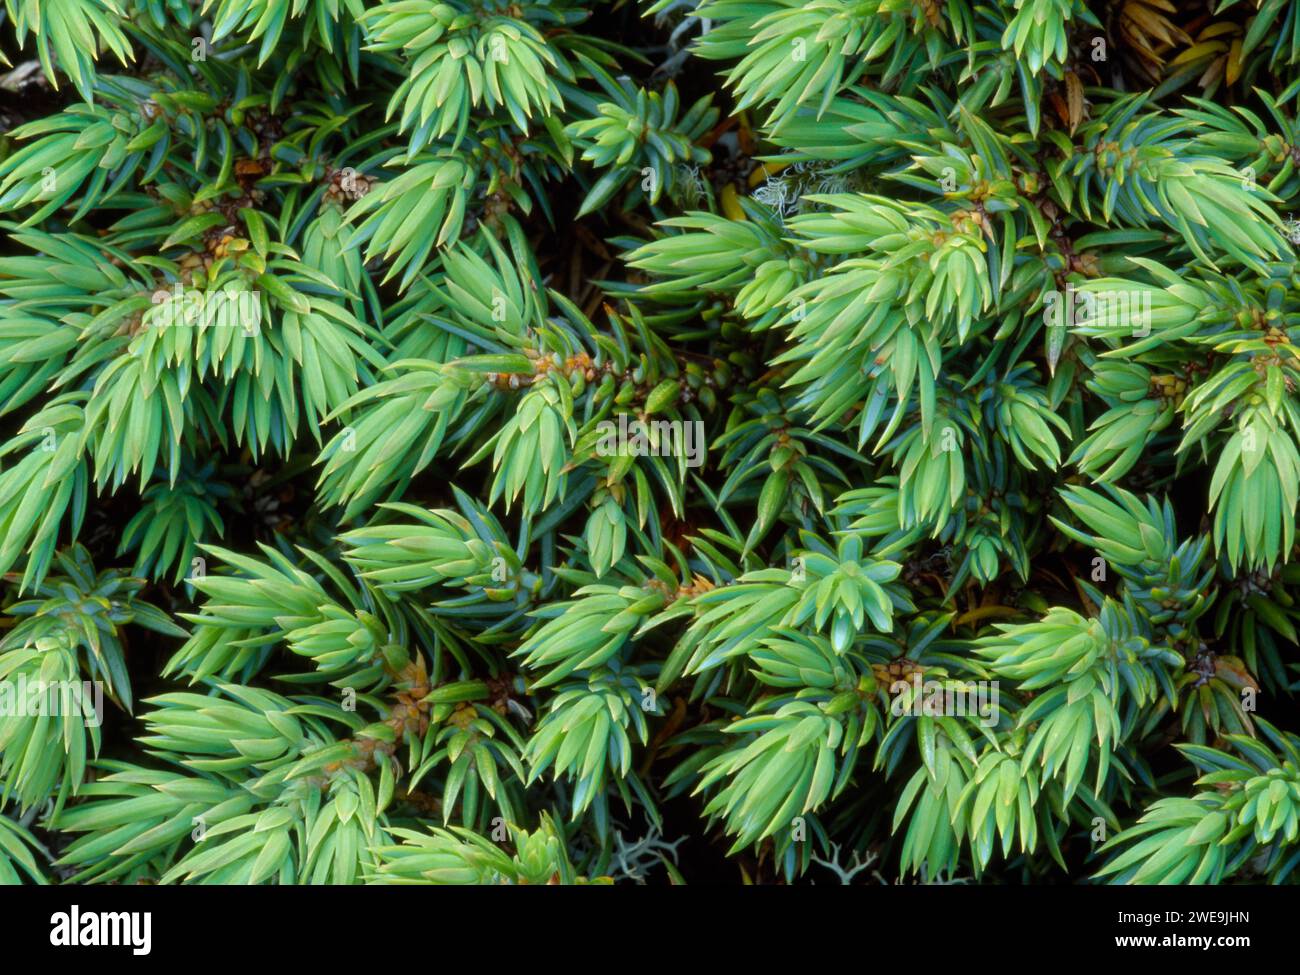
[2,0,1300,886]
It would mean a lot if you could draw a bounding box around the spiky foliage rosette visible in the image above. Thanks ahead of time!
[4,0,1300,887]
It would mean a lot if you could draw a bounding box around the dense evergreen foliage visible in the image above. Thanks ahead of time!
[2,0,1300,885]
